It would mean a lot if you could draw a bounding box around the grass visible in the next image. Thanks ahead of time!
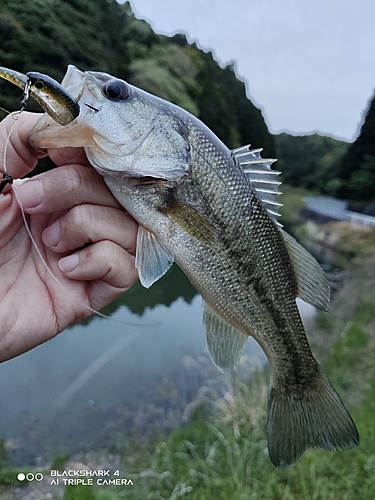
[5,186,375,499]
[106,256,375,500]
[328,222,375,257]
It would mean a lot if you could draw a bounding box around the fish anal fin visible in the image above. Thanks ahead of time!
[281,229,330,312]
[203,301,248,372]
[165,197,218,246]
[268,368,359,468]
[135,226,174,288]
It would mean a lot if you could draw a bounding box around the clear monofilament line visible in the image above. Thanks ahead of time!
[3,114,62,286]
[11,185,63,286]
[3,114,147,326]
[12,184,148,324]
[2,114,19,174]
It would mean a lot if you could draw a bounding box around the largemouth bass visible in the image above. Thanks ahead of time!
[0,66,359,467]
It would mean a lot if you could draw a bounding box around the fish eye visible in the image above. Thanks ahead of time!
[102,80,130,101]
[34,80,44,89]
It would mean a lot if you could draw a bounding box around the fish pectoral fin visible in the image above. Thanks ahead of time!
[281,229,330,312]
[203,301,248,372]
[165,197,219,246]
[135,226,174,288]
[268,368,359,468]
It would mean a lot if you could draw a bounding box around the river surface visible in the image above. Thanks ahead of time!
[0,264,315,466]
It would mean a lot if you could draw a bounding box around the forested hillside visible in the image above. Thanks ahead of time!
[274,133,349,195]
[0,0,275,156]
[337,92,375,203]
[1,0,374,206]
[275,86,375,209]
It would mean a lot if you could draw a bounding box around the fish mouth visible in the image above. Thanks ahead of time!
[0,66,80,126]
[0,66,97,151]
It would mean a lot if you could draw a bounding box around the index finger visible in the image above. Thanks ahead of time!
[16,163,123,214]
[0,112,46,178]
[47,147,90,168]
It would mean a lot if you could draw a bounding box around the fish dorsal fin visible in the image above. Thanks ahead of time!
[203,301,248,372]
[281,229,330,312]
[135,226,174,288]
[233,145,330,310]
[232,145,282,227]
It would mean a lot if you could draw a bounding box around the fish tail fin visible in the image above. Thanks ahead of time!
[267,369,359,468]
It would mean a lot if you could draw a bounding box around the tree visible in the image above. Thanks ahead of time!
[337,91,375,202]
[274,133,348,194]
[0,0,274,154]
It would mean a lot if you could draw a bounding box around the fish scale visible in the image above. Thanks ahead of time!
[173,123,322,382]
[0,64,359,468]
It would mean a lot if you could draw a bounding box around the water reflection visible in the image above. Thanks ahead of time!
[0,264,266,465]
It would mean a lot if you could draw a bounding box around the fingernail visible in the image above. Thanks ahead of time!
[16,179,43,208]
[59,253,79,273]
[43,221,60,247]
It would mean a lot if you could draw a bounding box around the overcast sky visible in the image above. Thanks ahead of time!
[127,0,375,142]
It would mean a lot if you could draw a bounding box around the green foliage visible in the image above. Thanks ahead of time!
[0,439,7,470]
[96,492,118,500]
[105,258,375,499]
[51,452,70,471]
[278,184,313,234]
[275,133,349,196]
[0,0,274,155]
[274,93,375,207]
[64,483,97,500]
[113,418,370,499]
[0,468,28,486]
[338,92,375,202]
[194,51,275,154]
[324,222,375,258]
[129,45,199,115]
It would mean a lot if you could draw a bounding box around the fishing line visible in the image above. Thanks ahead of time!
[1,111,155,328]
[12,182,63,286]
[0,116,17,194]
[0,106,11,116]
[1,113,63,285]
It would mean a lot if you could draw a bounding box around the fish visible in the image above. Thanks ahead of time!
[0,66,359,467]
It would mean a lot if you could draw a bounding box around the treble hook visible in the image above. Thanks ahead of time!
[20,77,31,111]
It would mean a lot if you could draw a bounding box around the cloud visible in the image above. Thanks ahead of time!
[129,0,375,141]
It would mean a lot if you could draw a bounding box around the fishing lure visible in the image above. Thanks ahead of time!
[0,67,80,125]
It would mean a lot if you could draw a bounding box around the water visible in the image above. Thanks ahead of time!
[0,264,267,465]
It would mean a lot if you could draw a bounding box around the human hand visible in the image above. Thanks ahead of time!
[0,112,138,362]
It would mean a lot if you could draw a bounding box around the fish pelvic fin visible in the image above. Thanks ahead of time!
[203,301,248,371]
[267,368,359,468]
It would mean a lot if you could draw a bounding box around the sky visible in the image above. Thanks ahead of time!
[126,0,375,142]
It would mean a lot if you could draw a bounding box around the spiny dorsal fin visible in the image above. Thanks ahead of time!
[203,301,248,372]
[281,229,330,312]
[135,226,174,288]
[232,145,282,227]
[233,145,329,311]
